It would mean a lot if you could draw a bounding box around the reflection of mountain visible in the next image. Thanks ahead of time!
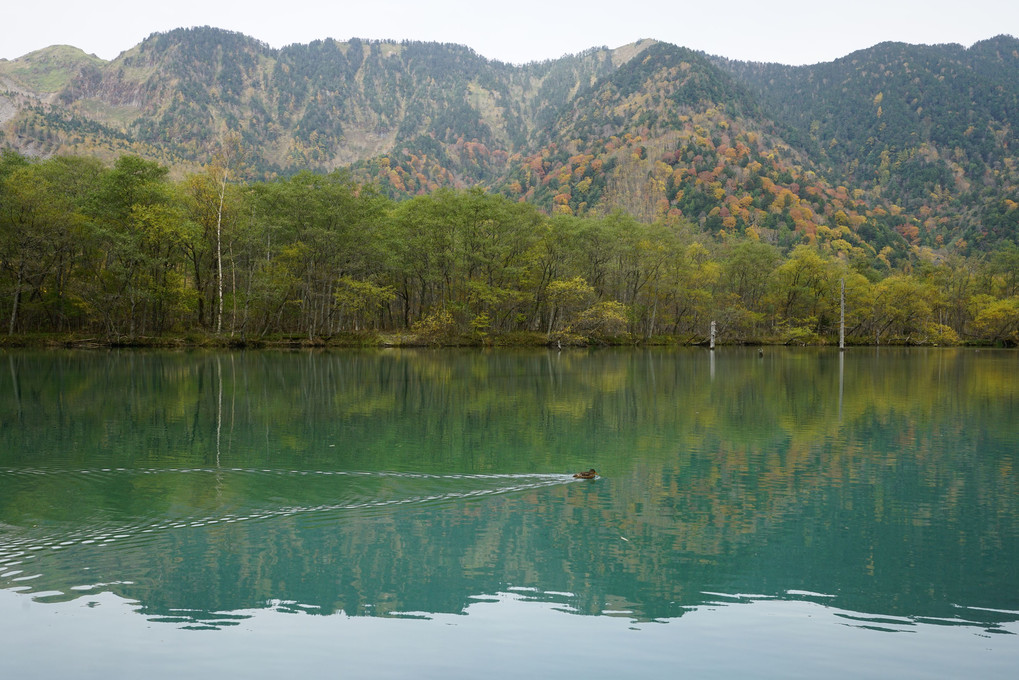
[1,349,1017,631]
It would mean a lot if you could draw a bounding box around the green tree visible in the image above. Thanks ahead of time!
[989,244,1019,298]
[719,239,782,339]
[386,188,540,334]
[545,276,595,337]
[80,155,176,337]
[869,274,937,344]
[0,163,62,334]
[180,171,221,329]
[969,295,1019,345]
[768,245,841,340]
[240,171,389,337]
[386,192,456,328]
[334,276,396,332]
[523,215,583,331]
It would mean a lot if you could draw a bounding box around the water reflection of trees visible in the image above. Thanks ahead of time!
[0,349,1016,629]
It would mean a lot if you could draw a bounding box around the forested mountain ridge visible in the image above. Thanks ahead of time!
[716,36,1019,252]
[1,27,1018,260]
[1,27,629,182]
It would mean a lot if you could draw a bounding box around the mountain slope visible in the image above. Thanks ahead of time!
[717,36,1019,250]
[1,28,1017,257]
[0,45,104,94]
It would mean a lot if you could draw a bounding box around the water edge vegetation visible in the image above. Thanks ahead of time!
[2,151,1019,349]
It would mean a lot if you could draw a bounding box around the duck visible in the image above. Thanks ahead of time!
[573,469,597,479]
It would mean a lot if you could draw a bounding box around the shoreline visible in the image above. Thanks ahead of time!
[0,332,1004,350]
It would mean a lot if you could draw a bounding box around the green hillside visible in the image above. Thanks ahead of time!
[717,36,1019,253]
[1,28,1017,262]
[0,45,104,93]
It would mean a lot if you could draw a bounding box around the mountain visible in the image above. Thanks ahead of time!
[716,35,1019,251]
[2,27,1018,256]
[2,27,595,175]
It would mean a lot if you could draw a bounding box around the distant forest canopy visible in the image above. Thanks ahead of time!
[2,149,1019,346]
[1,28,1018,261]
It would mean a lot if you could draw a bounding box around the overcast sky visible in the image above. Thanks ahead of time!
[3,0,1018,66]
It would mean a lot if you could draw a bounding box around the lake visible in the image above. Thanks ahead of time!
[1,347,1017,678]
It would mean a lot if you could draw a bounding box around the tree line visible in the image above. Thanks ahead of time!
[2,150,1018,346]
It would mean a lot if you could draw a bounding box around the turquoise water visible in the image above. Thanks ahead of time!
[1,348,1017,678]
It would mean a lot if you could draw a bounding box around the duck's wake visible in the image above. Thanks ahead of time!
[0,467,576,585]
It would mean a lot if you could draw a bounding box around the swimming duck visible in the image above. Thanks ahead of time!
[573,469,597,479]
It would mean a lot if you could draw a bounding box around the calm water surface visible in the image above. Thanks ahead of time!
[1,348,1017,678]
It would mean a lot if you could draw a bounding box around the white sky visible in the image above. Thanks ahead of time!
[3,0,1018,66]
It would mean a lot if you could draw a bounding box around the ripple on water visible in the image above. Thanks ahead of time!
[0,467,576,604]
